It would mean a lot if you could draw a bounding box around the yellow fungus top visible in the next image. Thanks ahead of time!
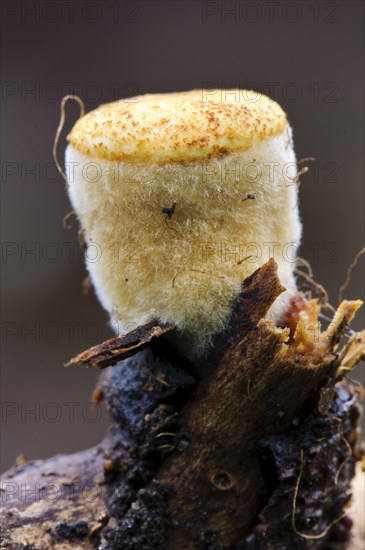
[67,89,287,164]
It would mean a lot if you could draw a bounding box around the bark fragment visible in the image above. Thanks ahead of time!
[66,320,174,369]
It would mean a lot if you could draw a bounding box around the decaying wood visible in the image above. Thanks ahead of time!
[347,462,365,549]
[1,261,364,549]
[0,444,108,549]
[1,394,363,549]
[153,261,362,548]
[66,320,174,369]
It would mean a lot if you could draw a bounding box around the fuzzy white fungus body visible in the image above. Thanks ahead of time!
[65,90,301,357]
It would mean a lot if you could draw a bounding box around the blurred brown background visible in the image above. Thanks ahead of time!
[1,0,364,472]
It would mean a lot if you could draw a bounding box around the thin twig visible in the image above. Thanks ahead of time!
[338,247,365,304]
[53,95,85,184]
[287,166,309,189]
[297,157,316,165]
[295,257,313,278]
[292,449,346,540]
[344,375,365,393]
[237,255,255,266]
[153,432,176,440]
[63,210,76,230]
[334,436,352,485]
[294,267,335,313]
[164,217,183,236]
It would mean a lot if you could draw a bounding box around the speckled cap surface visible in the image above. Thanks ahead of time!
[67,89,287,163]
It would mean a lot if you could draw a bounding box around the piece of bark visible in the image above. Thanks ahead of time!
[66,320,173,369]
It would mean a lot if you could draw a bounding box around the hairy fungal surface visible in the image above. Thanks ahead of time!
[65,90,301,356]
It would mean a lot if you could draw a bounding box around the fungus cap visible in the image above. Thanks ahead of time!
[67,89,287,164]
